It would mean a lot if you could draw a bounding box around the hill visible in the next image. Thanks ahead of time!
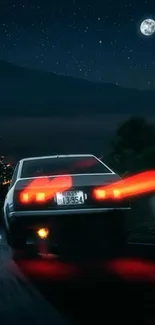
[0,60,155,117]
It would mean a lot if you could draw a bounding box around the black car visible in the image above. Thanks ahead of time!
[3,154,131,259]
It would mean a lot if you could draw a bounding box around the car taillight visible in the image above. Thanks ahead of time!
[113,189,121,199]
[36,192,46,202]
[19,191,46,204]
[20,192,30,203]
[93,188,122,200]
[93,189,106,199]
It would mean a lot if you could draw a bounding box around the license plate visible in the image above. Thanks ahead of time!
[56,191,84,205]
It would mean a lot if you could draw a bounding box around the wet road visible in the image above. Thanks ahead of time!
[0,228,155,325]
[0,230,67,325]
[20,249,155,325]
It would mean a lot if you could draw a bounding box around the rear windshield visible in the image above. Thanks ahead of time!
[21,156,112,178]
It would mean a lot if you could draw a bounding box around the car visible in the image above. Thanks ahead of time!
[3,154,131,260]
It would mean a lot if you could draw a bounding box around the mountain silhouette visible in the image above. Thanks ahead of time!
[0,60,154,117]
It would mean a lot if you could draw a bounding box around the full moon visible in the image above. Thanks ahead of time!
[140,18,155,36]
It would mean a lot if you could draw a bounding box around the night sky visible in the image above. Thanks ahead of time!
[1,0,155,89]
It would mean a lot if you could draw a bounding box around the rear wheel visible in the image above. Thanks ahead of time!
[5,226,35,260]
[7,231,25,260]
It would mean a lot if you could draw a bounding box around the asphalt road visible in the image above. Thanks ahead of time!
[23,245,155,325]
[0,229,67,325]
[0,228,155,325]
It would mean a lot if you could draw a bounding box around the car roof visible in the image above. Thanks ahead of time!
[19,154,96,164]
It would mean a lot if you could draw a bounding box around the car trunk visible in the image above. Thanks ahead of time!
[13,173,129,211]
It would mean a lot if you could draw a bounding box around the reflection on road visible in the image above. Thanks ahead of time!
[17,245,155,325]
[0,227,155,325]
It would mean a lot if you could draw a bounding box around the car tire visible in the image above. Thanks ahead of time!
[3,226,23,260]
[9,233,24,260]
[4,222,26,260]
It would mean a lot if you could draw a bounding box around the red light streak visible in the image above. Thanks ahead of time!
[20,175,72,203]
[19,169,155,204]
[96,170,155,199]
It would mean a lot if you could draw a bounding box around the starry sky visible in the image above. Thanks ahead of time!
[1,0,155,89]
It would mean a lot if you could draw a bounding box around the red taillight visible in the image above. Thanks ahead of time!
[93,188,122,200]
[19,192,46,204]
[93,189,106,200]
[113,189,121,199]
[36,192,46,202]
[20,192,30,203]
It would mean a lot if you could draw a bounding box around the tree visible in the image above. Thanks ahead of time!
[108,116,155,175]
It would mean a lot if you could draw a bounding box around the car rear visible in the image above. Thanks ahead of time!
[8,155,131,258]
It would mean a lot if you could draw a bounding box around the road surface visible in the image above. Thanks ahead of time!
[0,227,155,325]
[18,243,155,325]
[0,229,67,325]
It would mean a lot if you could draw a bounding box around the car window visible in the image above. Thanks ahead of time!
[21,157,112,178]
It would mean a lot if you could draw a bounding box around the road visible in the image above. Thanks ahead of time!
[0,228,155,325]
[0,229,67,325]
[21,244,155,325]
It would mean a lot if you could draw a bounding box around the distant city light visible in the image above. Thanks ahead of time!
[2,180,11,185]
[0,156,14,186]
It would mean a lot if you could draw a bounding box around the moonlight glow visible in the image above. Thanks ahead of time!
[140,19,155,36]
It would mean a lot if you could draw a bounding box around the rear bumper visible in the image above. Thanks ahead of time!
[7,207,131,254]
[9,207,131,218]
[8,207,131,241]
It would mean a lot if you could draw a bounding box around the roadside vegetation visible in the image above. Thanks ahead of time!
[108,116,155,242]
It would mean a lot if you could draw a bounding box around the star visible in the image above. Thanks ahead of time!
[0,0,154,90]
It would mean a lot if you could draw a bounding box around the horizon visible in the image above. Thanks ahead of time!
[0,59,153,91]
[0,0,155,160]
